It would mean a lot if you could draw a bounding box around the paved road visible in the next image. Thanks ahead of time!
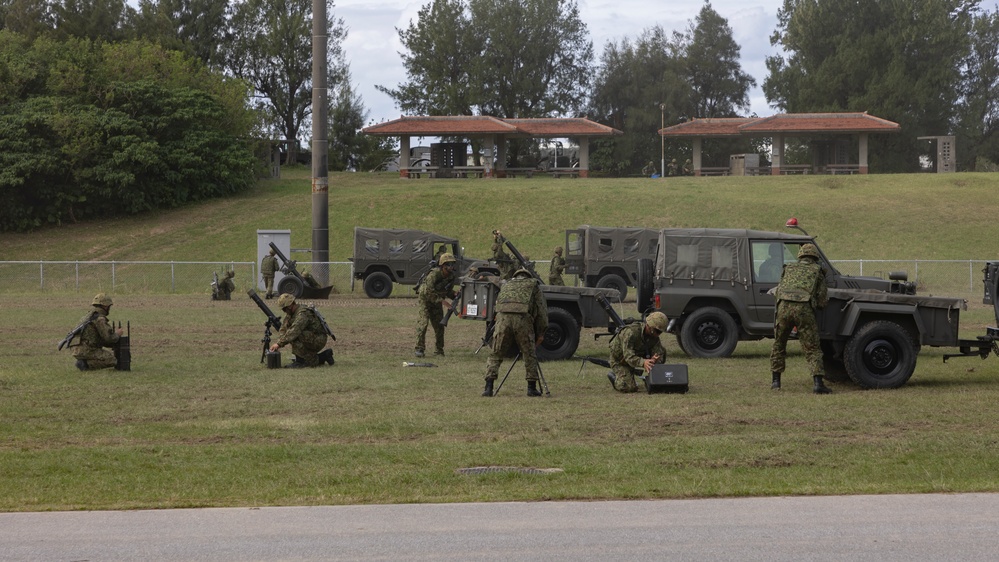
[3,494,998,561]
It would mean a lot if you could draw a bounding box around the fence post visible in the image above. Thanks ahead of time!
[112,261,116,291]
[171,262,175,293]
[970,260,974,292]
[39,261,44,290]
[75,261,80,292]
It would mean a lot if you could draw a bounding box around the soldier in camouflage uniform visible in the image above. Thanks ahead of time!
[415,252,458,357]
[491,230,515,280]
[261,248,279,299]
[770,243,830,393]
[72,293,124,371]
[269,293,333,368]
[548,246,566,286]
[216,270,236,300]
[607,312,668,392]
[481,268,549,397]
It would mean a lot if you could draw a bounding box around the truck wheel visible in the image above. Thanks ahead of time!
[635,259,655,314]
[844,321,918,389]
[277,276,304,298]
[537,307,580,361]
[679,307,739,358]
[363,271,393,299]
[596,274,628,301]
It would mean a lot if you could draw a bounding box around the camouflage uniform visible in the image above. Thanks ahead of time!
[667,158,678,177]
[275,305,328,367]
[548,249,566,286]
[609,322,666,392]
[261,252,279,298]
[770,254,828,378]
[71,306,120,370]
[491,234,514,280]
[216,271,235,300]
[415,266,457,355]
[484,273,549,386]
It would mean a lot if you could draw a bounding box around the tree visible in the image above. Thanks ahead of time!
[765,0,978,172]
[128,0,232,68]
[955,10,999,170]
[1,0,56,40]
[226,0,347,164]
[51,0,131,42]
[329,69,395,171]
[679,2,755,118]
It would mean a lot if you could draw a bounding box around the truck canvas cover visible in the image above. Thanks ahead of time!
[656,228,811,285]
[579,225,659,262]
[353,227,458,260]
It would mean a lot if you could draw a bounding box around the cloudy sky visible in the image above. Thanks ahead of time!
[333,0,785,125]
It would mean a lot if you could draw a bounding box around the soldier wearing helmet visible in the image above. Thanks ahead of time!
[770,242,830,393]
[216,269,236,300]
[414,252,459,358]
[607,311,668,393]
[269,293,334,368]
[71,293,124,371]
[491,230,515,280]
[261,248,279,299]
[548,246,566,286]
[481,268,549,397]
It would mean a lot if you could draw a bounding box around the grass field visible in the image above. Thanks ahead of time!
[2,170,999,512]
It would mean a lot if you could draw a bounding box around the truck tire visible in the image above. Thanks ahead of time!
[596,274,629,301]
[277,276,304,298]
[537,307,580,361]
[635,259,655,313]
[679,307,739,358]
[363,271,393,299]
[843,321,918,389]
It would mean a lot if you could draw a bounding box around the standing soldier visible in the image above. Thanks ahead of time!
[261,248,279,299]
[268,293,334,367]
[607,312,668,392]
[491,230,514,280]
[414,253,459,357]
[770,243,830,393]
[548,246,566,286]
[71,293,124,371]
[481,268,549,397]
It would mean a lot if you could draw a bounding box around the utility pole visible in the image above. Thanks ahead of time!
[659,103,666,178]
[311,0,330,284]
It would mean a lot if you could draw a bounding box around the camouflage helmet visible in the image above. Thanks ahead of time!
[798,243,821,260]
[438,253,457,265]
[554,246,563,254]
[91,293,113,307]
[646,311,668,332]
[225,270,235,278]
[268,248,276,255]
[513,267,533,278]
[276,293,296,308]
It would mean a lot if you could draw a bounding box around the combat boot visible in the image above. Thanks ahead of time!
[771,371,781,390]
[527,381,542,397]
[75,359,89,371]
[813,375,832,394]
[319,349,335,366]
[482,379,494,397]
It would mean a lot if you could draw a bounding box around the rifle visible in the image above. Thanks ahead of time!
[211,271,220,300]
[114,321,131,371]
[413,259,437,293]
[57,311,98,351]
[440,291,463,327]
[307,305,337,341]
[247,289,283,362]
[503,238,544,283]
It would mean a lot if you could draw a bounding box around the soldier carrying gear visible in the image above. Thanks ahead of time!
[213,269,236,300]
[606,311,667,392]
[67,293,124,371]
[491,230,515,280]
[549,246,566,286]
[415,252,459,357]
[770,243,830,393]
[482,267,549,397]
[269,293,334,367]
[261,248,279,299]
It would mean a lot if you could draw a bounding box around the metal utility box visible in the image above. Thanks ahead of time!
[257,230,291,291]
[729,153,759,176]
[459,278,500,322]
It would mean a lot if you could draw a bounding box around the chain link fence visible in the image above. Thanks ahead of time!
[0,259,992,303]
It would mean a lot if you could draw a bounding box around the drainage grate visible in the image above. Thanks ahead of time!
[455,466,564,475]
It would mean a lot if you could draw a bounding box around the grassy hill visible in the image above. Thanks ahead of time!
[4,168,998,262]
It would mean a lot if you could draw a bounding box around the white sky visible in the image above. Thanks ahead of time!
[333,0,784,125]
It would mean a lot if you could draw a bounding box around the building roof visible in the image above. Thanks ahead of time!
[659,113,900,137]
[363,116,622,137]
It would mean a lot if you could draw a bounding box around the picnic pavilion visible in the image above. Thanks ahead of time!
[659,112,900,176]
[361,115,623,178]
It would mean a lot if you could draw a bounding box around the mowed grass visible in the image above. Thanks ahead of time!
[3,170,999,511]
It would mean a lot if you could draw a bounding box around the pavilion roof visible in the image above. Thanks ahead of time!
[363,116,622,137]
[659,113,900,137]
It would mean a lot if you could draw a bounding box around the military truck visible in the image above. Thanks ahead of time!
[455,236,627,361]
[635,227,998,389]
[351,227,490,298]
[564,225,660,300]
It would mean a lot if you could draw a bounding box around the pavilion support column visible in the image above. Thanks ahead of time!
[771,134,784,175]
[483,136,495,178]
[496,135,508,178]
[578,137,590,178]
[692,138,703,177]
[859,133,869,174]
[399,136,411,178]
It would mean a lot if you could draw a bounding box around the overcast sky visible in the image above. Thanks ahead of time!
[333,0,784,125]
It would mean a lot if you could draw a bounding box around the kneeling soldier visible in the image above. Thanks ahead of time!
[269,293,334,368]
[608,312,668,392]
[71,293,124,371]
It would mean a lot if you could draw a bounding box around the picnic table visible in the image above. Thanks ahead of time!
[551,167,579,178]
[405,166,438,178]
[504,167,537,178]
[824,164,860,175]
[779,164,812,175]
[699,166,730,176]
